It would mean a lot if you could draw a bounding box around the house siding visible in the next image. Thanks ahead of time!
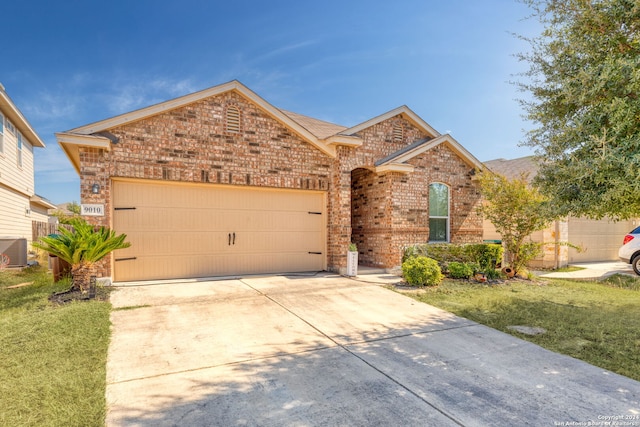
[0,123,35,197]
[0,112,39,245]
[0,185,32,241]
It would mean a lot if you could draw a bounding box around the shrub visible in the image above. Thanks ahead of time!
[465,244,503,270]
[401,244,430,263]
[402,256,444,287]
[447,262,475,279]
[402,243,504,272]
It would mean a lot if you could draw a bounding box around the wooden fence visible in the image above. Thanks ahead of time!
[32,221,73,242]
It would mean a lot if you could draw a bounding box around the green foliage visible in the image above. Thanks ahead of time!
[33,218,130,291]
[0,265,110,426]
[466,244,503,271]
[517,0,640,219]
[402,256,444,287]
[601,274,640,291]
[402,243,503,272]
[401,244,430,263]
[348,242,358,252]
[67,201,81,215]
[479,172,553,274]
[447,262,475,279]
[34,218,130,266]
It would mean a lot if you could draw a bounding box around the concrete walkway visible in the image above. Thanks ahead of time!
[535,261,635,279]
[106,273,640,426]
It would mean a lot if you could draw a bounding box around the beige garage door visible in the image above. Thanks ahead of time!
[568,216,637,262]
[112,180,326,282]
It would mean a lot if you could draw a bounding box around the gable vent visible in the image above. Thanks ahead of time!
[392,123,403,142]
[226,106,241,133]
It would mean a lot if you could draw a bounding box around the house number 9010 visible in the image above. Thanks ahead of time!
[81,204,105,216]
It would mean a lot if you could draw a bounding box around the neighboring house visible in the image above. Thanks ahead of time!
[0,83,56,265]
[483,156,637,267]
[57,80,485,282]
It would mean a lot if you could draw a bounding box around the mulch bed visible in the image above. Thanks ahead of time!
[49,287,111,305]
[392,276,546,293]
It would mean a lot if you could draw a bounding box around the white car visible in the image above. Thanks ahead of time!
[619,226,640,275]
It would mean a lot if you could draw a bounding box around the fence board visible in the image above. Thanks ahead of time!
[32,221,73,242]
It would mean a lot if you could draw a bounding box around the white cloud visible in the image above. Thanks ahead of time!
[104,77,198,114]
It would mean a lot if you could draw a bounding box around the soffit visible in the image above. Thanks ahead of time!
[0,88,46,148]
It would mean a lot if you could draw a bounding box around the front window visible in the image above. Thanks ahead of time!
[429,183,449,242]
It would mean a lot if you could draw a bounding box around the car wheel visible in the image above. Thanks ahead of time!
[633,255,640,276]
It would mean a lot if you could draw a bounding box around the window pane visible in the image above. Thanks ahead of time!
[429,218,448,241]
[429,183,448,217]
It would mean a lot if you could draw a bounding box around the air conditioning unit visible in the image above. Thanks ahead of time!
[0,237,28,267]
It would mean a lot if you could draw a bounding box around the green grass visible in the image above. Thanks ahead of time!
[552,265,586,273]
[0,265,111,427]
[403,276,640,381]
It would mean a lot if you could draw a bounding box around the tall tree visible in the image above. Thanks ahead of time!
[518,0,640,219]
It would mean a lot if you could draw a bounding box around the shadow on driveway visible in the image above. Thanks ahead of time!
[106,273,640,426]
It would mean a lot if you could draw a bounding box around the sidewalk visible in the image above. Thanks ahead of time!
[535,261,635,280]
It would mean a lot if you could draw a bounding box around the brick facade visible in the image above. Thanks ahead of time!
[64,82,483,279]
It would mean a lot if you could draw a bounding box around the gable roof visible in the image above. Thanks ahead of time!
[56,80,483,177]
[280,110,347,139]
[58,80,341,173]
[483,156,537,182]
[0,83,46,148]
[341,105,440,138]
[374,133,484,174]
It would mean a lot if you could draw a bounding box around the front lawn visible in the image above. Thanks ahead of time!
[0,264,111,427]
[403,275,640,382]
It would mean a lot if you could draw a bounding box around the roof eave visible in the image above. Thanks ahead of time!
[376,134,485,172]
[342,105,441,138]
[323,134,362,148]
[66,80,336,158]
[55,132,112,175]
[0,89,46,148]
[30,195,57,210]
[374,163,415,174]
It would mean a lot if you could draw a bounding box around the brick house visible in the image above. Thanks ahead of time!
[57,80,484,282]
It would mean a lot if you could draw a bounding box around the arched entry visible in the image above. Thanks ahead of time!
[350,167,391,268]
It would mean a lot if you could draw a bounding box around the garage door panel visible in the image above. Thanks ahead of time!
[568,216,637,262]
[112,180,326,282]
[236,232,320,253]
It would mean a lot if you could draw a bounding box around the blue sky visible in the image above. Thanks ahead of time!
[1,0,541,205]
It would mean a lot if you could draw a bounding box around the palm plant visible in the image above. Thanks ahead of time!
[33,218,130,292]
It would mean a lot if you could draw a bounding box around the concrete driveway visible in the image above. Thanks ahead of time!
[106,273,640,426]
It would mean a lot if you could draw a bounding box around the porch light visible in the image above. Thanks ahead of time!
[91,183,100,194]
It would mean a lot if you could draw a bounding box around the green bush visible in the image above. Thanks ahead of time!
[402,243,503,272]
[466,244,503,270]
[447,262,475,279]
[401,244,430,263]
[402,256,444,287]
